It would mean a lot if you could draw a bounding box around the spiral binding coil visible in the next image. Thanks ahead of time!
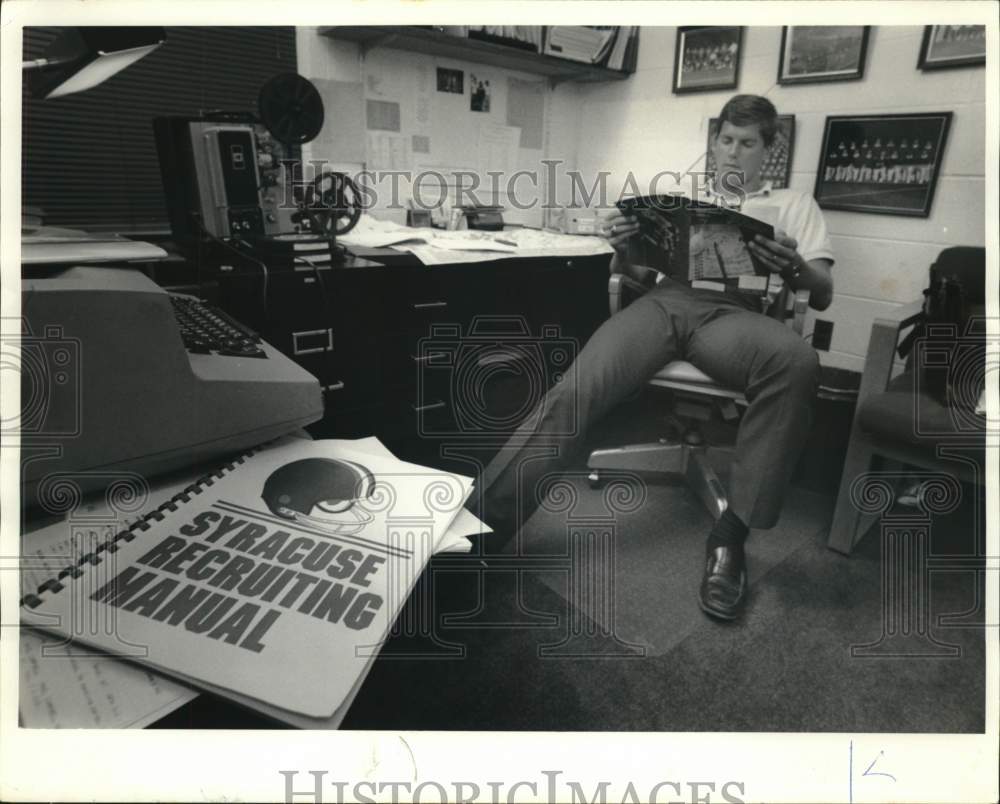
[20,450,259,610]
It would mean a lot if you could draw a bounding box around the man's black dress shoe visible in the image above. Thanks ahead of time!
[698,544,747,620]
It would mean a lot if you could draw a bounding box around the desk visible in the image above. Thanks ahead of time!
[137,246,612,728]
[215,247,612,465]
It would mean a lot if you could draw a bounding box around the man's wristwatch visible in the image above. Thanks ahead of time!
[780,259,803,284]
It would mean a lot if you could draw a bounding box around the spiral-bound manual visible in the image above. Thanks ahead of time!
[21,438,473,720]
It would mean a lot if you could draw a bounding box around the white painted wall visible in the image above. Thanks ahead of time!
[296,28,583,228]
[571,26,987,372]
[297,26,985,372]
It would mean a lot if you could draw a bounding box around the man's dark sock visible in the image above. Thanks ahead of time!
[706,508,749,554]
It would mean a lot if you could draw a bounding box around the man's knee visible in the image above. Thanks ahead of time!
[780,340,821,393]
[786,338,820,370]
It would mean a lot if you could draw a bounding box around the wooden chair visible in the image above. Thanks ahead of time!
[827,246,987,554]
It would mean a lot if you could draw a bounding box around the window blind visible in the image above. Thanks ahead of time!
[22,26,297,234]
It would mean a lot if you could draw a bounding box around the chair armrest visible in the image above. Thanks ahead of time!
[609,270,656,315]
[767,286,810,334]
[855,299,924,405]
[790,289,810,335]
[875,299,924,329]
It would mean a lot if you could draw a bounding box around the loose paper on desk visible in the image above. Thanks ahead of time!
[338,217,517,253]
[398,226,615,266]
[325,436,488,552]
[21,439,473,718]
[19,473,200,728]
[338,216,435,248]
[340,214,614,265]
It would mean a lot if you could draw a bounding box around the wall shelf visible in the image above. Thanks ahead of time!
[319,26,634,84]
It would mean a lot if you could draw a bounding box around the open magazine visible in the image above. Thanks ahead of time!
[617,194,777,300]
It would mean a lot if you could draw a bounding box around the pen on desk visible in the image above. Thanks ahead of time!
[713,242,729,279]
[496,238,518,247]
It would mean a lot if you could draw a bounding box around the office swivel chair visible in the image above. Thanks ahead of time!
[587,266,809,519]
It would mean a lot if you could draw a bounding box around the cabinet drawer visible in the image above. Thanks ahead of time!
[379,271,450,323]
[379,396,455,441]
[288,347,376,407]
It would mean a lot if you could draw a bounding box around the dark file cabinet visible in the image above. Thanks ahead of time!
[216,251,611,452]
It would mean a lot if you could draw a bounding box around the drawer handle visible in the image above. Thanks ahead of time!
[293,328,333,355]
[412,400,446,413]
[412,301,448,310]
[411,351,449,364]
[324,381,345,392]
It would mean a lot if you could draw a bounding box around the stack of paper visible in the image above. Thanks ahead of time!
[19,471,202,729]
[544,26,618,64]
[21,226,168,266]
[340,214,614,266]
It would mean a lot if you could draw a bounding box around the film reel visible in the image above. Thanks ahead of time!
[302,171,363,237]
[257,72,325,146]
[257,73,362,240]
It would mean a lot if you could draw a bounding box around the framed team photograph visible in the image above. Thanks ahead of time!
[778,26,870,84]
[436,66,464,94]
[918,25,987,70]
[672,26,742,93]
[813,112,952,217]
[705,114,796,189]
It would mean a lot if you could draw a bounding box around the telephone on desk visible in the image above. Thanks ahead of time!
[19,265,323,509]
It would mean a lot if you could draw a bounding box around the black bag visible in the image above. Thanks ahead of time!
[897,269,970,407]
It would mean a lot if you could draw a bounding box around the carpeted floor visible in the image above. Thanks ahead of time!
[330,475,985,733]
[155,391,987,732]
[521,474,835,657]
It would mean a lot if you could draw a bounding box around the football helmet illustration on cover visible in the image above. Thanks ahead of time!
[262,458,376,536]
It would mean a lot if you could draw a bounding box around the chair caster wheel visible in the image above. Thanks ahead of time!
[587,471,603,489]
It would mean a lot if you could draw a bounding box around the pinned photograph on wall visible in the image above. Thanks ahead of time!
[777,26,869,84]
[436,67,464,94]
[470,74,491,112]
[918,25,986,70]
[813,112,952,217]
[706,114,796,189]
[672,26,742,93]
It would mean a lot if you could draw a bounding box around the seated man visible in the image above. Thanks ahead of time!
[474,94,834,621]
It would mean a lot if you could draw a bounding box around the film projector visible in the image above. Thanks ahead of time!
[154,72,362,269]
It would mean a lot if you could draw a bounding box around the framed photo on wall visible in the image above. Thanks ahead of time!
[778,26,870,84]
[813,113,952,217]
[705,114,796,189]
[673,26,742,93]
[918,25,986,70]
[436,67,464,94]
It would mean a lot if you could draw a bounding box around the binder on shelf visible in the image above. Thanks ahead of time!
[624,28,640,72]
[607,27,637,71]
[543,26,619,65]
[467,25,542,53]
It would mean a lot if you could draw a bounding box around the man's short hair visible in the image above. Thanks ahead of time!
[716,95,778,147]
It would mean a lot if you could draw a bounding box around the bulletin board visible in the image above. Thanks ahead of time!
[308,47,550,226]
